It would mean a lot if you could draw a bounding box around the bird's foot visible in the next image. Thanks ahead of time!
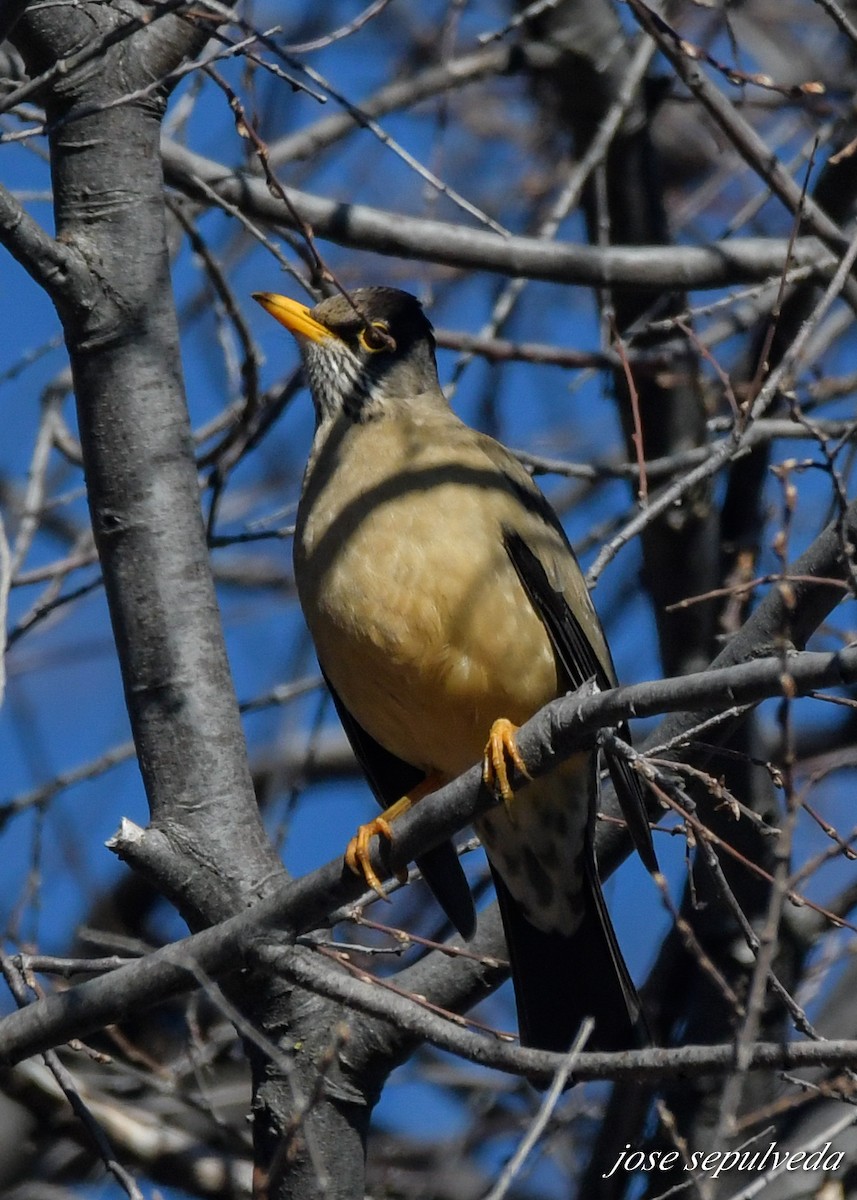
[345,775,441,900]
[345,812,408,901]
[483,718,530,812]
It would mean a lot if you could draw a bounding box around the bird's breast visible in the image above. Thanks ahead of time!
[294,420,560,777]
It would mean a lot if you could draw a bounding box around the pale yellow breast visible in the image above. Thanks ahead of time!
[294,410,562,777]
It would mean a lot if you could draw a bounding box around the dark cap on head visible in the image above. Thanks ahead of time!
[254,285,443,423]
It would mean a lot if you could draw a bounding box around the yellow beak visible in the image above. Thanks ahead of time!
[252,292,332,343]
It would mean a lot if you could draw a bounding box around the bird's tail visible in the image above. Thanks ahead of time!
[416,841,477,940]
[492,848,646,1053]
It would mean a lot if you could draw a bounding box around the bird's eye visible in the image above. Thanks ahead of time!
[358,321,396,353]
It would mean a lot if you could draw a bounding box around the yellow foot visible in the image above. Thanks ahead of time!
[483,718,530,808]
[345,815,403,901]
[344,779,439,900]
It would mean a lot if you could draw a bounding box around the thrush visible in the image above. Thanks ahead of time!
[254,285,657,1052]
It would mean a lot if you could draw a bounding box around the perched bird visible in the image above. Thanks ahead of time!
[254,286,656,1052]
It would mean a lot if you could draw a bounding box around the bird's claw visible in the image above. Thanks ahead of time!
[345,817,407,901]
[483,718,530,807]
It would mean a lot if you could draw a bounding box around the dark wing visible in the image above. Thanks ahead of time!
[322,669,476,940]
[502,528,657,875]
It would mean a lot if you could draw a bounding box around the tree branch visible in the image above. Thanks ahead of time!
[267,944,857,1085]
[161,141,836,291]
[1,642,856,1067]
[0,182,90,309]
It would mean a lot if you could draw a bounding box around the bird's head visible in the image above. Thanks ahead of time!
[253,286,442,424]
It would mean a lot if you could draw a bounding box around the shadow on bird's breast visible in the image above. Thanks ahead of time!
[298,431,524,583]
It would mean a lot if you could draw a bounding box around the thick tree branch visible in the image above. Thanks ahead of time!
[271,946,857,1084]
[0,182,91,309]
[161,141,835,291]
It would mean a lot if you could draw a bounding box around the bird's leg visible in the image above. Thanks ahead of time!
[345,772,444,901]
[483,718,531,820]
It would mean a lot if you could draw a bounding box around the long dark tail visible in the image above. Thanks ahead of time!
[492,847,647,1053]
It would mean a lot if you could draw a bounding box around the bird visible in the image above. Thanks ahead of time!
[253,285,656,1052]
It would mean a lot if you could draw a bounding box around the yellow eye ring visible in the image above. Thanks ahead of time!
[358,321,396,353]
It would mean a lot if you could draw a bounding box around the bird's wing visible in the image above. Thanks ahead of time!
[500,523,658,876]
[322,669,477,939]
[473,435,615,669]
